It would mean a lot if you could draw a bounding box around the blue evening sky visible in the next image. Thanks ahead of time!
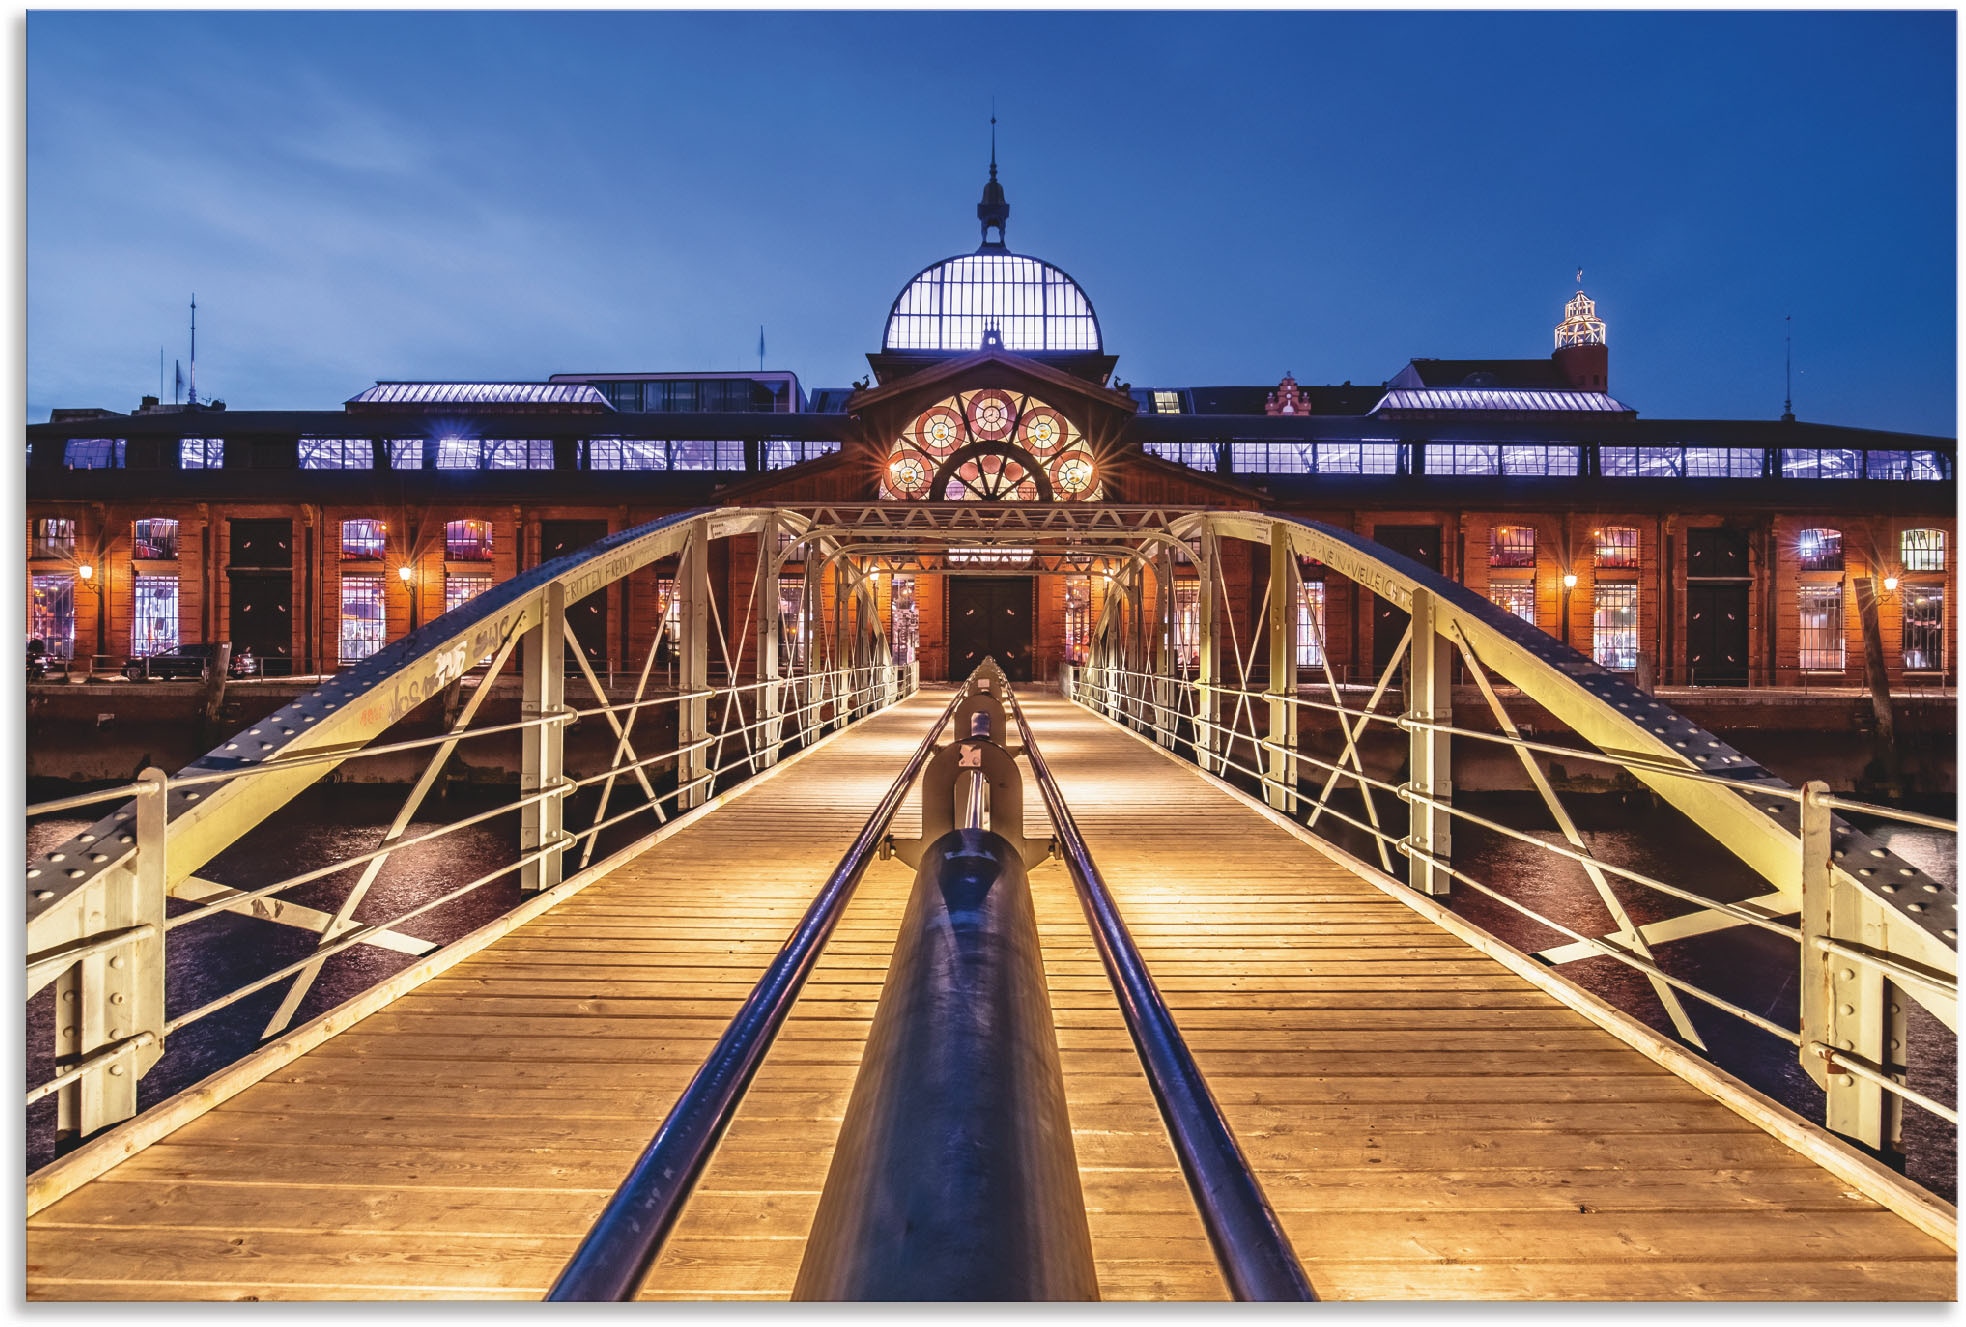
[25,10,1958,435]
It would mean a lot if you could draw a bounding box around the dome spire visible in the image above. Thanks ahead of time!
[977,107,1009,250]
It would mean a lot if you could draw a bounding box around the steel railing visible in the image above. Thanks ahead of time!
[1065,661,1958,1140]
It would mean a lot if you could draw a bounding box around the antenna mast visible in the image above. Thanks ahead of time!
[1782,314,1794,422]
[187,294,199,407]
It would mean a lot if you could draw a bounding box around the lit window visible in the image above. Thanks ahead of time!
[1490,581,1536,627]
[659,578,684,652]
[341,519,386,559]
[339,576,386,663]
[1489,526,1536,569]
[1798,584,1845,672]
[132,575,179,656]
[482,439,554,470]
[1903,587,1946,671]
[773,577,805,669]
[133,518,179,560]
[587,439,665,471]
[1684,447,1764,478]
[883,390,1099,500]
[445,575,491,615]
[30,574,75,659]
[1172,583,1200,670]
[762,438,840,468]
[1145,441,1219,470]
[1902,529,1946,572]
[435,438,480,470]
[1784,448,1861,480]
[178,438,222,469]
[388,439,424,470]
[1796,528,1843,572]
[884,253,1100,353]
[1592,583,1638,671]
[1634,447,1683,478]
[670,440,747,472]
[1501,445,1579,476]
[1296,580,1326,668]
[65,439,123,469]
[1437,443,1499,476]
[445,520,494,561]
[32,518,76,559]
[1152,390,1182,416]
[888,575,918,667]
[1063,575,1092,665]
[1594,526,1639,569]
[1598,447,1638,476]
[300,438,374,470]
[1866,450,1946,481]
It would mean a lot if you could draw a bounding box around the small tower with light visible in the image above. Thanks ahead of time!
[1552,277,1608,392]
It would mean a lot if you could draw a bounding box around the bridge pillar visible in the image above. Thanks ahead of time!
[1154,548,1177,749]
[678,521,711,809]
[1405,586,1452,895]
[1266,525,1299,813]
[521,582,567,892]
[755,519,781,770]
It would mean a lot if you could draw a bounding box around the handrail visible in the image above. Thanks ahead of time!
[1006,686,1317,1302]
[547,685,965,1301]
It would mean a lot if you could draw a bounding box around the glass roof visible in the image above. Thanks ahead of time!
[883,253,1101,354]
[348,382,611,407]
[1375,388,1630,414]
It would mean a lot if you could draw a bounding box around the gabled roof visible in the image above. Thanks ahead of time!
[1389,358,1575,391]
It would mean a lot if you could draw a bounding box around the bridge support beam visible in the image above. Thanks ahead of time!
[1196,528,1221,775]
[755,521,782,770]
[678,522,711,810]
[520,583,567,892]
[1266,525,1299,813]
[1404,587,1452,896]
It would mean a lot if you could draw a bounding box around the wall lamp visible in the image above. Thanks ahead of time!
[1883,575,1900,592]
[398,565,414,584]
[1562,572,1578,589]
[77,563,94,583]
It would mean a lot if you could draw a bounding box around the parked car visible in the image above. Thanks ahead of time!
[122,642,257,682]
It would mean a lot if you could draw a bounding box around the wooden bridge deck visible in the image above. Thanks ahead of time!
[25,691,1956,1300]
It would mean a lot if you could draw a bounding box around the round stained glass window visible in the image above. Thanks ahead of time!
[884,389,1102,502]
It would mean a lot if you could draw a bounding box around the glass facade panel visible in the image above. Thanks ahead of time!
[65,439,123,469]
[1904,587,1945,671]
[1501,444,1579,476]
[341,518,386,559]
[434,438,479,469]
[445,574,491,615]
[1435,443,1499,476]
[339,575,386,663]
[762,438,840,468]
[132,574,180,656]
[1146,441,1217,470]
[133,518,179,560]
[1797,584,1845,672]
[888,575,918,667]
[1594,526,1639,568]
[587,439,666,470]
[1683,447,1764,478]
[1296,580,1326,668]
[1152,390,1182,415]
[1489,525,1536,568]
[482,439,554,470]
[1866,450,1947,480]
[1592,583,1638,671]
[179,438,223,469]
[388,439,424,470]
[775,577,804,670]
[30,574,75,659]
[1902,528,1946,572]
[1796,527,1842,572]
[1490,581,1537,626]
[669,440,746,471]
[1783,448,1861,479]
[32,518,76,559]
[445,520,494,561]
[299,438,374,470]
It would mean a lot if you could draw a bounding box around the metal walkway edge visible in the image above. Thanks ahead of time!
[25,691,1956,1300]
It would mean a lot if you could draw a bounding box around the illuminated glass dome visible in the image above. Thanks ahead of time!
[880,142,1102,355]
[883,254,1102,354]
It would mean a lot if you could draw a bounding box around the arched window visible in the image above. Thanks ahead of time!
[341,518,386,559]
[1902,528,1947,572]
[445,520,494,561]
[1796,527,1843,572]
[880,389,1101,501]
[132,518,179,560]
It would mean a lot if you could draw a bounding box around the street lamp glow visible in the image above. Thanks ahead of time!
[1884,575,1900,591]
[398,565,414,583]
[1562,572,1578,589]
[77,563,93,582]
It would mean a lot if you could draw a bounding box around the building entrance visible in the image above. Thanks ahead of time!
[947,576,1034,681]
[1686,582,1750,686]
